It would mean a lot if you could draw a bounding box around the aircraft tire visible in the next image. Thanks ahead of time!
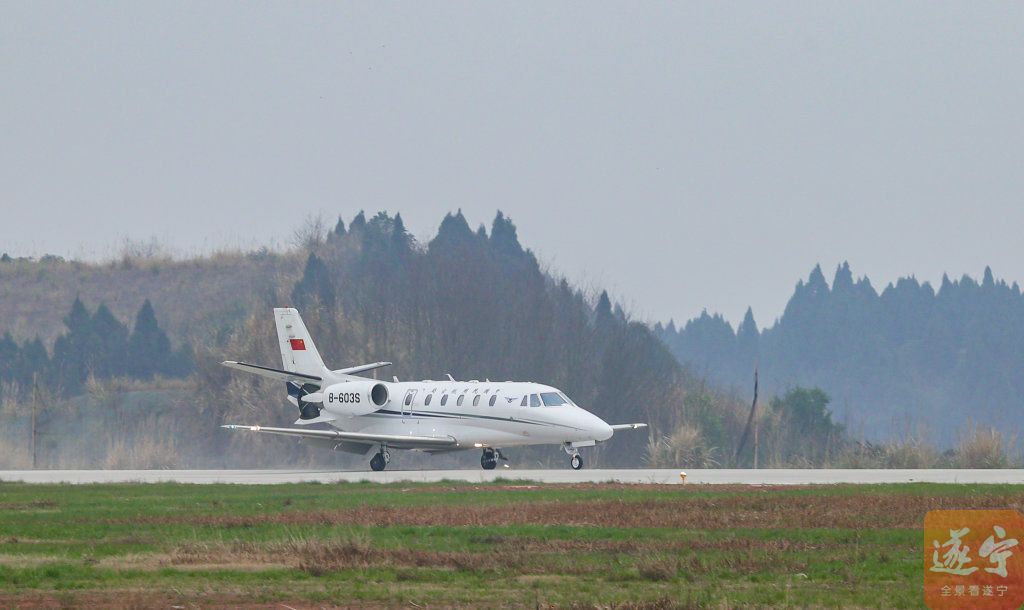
[570,454,583,470]
[481,449,497,470]
[370,453,387,471]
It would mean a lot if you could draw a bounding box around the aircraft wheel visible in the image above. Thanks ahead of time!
[570,454,583,470]
[370,452,387,472]
[481,449,497,470]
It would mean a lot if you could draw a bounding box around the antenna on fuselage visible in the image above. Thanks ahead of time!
[393,376,400,383]
[445,373,455,382]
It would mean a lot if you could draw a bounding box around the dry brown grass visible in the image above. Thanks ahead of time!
[954,425,1017,468]
[108,489,1024,531]
[103,434,179,470]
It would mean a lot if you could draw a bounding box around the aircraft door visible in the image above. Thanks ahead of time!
[402,390,417,418]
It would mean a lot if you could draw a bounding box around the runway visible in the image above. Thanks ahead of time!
[2,468,1024,485]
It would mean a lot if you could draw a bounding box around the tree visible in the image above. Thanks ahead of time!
[595,291,613,327]
[90,304,129,378]
[291,253,336,311]
[349,210,367,233]
[0,333,18,384]
[16,337,48,387]
[127,300,173,379]
[490,211,525,258]
[50,297,95,392]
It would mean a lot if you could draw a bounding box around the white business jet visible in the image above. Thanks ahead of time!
[221,308,646,471]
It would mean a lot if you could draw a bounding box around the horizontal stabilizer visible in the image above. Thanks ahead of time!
[333,361,392,376]
[221,424,459,449]
[610,423,648,431]
[222,361,321,385]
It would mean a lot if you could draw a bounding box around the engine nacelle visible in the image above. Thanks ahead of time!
[319,381,390,417]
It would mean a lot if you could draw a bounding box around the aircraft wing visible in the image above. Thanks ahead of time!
[610,423,648,431]
[222,361,322,385]
[221,424,459,449]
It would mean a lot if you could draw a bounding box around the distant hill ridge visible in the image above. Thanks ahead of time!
[656,262,1024,445]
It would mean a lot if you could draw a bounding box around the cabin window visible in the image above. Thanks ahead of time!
[489,395,497,407]
[441,394,448,406]
[405,393,413,406]
[473,395,480,406]
[457,395,464,406]
[530,394,541,408]
[540,392,567,406]
[520,396,528,407]
[425,394,432,406]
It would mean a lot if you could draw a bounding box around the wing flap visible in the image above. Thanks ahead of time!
[222,424,459,449]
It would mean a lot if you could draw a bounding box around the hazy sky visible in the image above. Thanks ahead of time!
[2,2,1022,327]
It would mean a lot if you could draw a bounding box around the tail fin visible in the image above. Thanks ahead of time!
[274,308,329,378]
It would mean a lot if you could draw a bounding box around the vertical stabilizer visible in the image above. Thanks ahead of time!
[274,308,328,377]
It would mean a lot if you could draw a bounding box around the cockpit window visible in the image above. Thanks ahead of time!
[540,392,567,406]
[559,392,577,406]
[530,394,541,407]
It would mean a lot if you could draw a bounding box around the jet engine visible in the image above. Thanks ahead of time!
[309,381,391,417]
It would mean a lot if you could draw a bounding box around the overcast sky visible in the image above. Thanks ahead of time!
[2,2,1022,327]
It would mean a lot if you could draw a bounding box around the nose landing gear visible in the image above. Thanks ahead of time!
[563,443,584,470]
[370,446,391,471]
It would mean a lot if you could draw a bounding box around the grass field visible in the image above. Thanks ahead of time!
[0,480,1021,608]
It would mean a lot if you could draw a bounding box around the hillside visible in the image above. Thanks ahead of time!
[657,262,1024,446]
[0,211,750,469]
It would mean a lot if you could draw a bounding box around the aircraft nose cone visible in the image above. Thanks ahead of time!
[589,414,614,441]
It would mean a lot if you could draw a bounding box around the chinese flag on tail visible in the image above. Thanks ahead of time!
[289,338,306,351]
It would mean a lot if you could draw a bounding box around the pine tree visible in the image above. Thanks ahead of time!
[349,210,367,233]
[333,216,347,236]
[127,300,173,379]
[490,211,524,258]
[430,210,476,254]
[90,303,129,378]
[0,333,18,384]
[291,253,336,310]
[16,337,49,387]
[51,297,95,392]
[595,291,613,327]
[736,307,759,364]
[391,212,413,255]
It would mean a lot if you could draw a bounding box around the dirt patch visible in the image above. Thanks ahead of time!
[0,500,58,511]
[0,592,353,609]
[105,492,1024,530]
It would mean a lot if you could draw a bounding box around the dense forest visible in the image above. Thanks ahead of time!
[656,262,1024,447]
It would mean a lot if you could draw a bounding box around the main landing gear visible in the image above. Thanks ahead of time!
[370,447,391,471]
[480,448,507,470]
[563,443,584,470]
